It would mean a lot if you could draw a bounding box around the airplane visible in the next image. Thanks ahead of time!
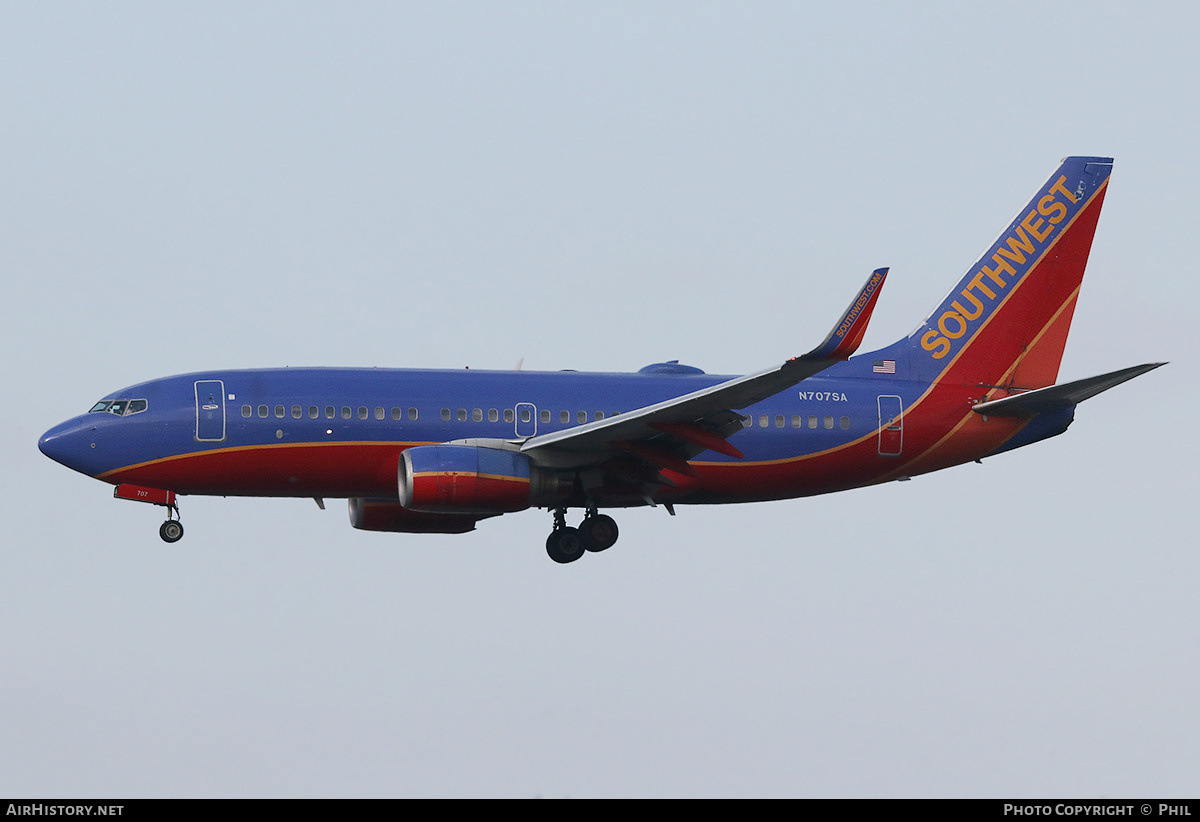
[39,156,1164,563]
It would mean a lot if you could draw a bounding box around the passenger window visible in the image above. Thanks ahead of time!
[808,415,817,429]
[274,405,285,418]
[541,410,550,423]
[457,408,467,422]
[504,409,514,423]
[358,407,368,420]
[258,405,268,418]
[375,407,385,420]
[791,415,801,428]
[342,407,352,420]
[759,414,768,428]
[489,409,499,422]
[292,405,302,419]
[325,406,335,419]
[824,416,834,429]
[441,408,451,421]
[408,408,418,421]
[595,411,604,421]
[242,405,252,418]
[578,411,587,423]
[391,407,402,421]
[840,416,850,430]
[309,406,319,419]
[775,414,785,428]
[520,408,531,423]
[560,410,570,423]
[472,408,483,422]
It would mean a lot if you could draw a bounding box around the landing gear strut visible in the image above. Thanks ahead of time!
[545,507,620,563]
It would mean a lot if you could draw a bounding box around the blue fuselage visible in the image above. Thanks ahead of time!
[37,352,1030,509]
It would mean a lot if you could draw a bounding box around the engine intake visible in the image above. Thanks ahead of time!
[399,444,563,515]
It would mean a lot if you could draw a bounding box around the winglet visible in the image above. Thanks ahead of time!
[806,267,888,360]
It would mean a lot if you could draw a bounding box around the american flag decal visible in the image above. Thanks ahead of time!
[873,360,896,374]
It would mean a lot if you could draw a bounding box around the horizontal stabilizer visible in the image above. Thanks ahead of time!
[972,363,1165,418]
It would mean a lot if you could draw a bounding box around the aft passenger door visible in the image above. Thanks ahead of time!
[877,394,903,457]
[195,380,226,442]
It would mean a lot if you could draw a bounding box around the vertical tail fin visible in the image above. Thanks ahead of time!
[903,156,1113,388]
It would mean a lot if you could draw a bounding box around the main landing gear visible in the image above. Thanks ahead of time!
[545,507,620,564]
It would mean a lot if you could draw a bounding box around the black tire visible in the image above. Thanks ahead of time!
[159,520,184,543]
[546,527,585,564]
[580,514,619,552]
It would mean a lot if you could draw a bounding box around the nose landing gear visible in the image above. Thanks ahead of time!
[158,501,184,543]
[545,508,620,563]
[113,484,184,544]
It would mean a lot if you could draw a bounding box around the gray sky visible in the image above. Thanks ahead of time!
[3,1,1194,798]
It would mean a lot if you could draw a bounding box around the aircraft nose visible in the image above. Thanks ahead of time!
[39,417,98,474]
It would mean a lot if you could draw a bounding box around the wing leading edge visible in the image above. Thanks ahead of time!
[521,268,888,463]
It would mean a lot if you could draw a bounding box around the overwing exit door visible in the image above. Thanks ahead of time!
[514,402,537,439]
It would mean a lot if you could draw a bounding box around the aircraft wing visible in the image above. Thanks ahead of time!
[521,268,888,464]
[971,362,1166,418]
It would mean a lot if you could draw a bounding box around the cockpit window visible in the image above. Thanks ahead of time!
[88,398,148,416]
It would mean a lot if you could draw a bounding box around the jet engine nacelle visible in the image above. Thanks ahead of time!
[348,497,485,534]
[399,443,565,515]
